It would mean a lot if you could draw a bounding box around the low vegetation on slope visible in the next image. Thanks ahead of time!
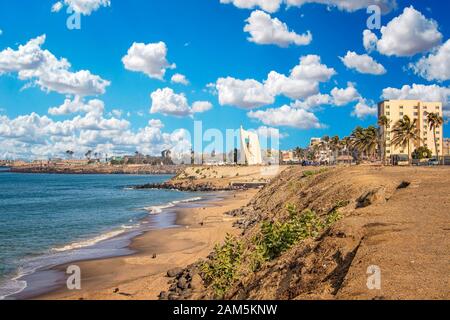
[162,166,413,300]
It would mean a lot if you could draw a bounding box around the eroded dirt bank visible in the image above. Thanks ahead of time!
[163,166,450,300]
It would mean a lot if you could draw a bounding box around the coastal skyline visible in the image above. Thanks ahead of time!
[1,0,450,160]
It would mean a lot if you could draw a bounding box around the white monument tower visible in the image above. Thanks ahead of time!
[240,126,263,165]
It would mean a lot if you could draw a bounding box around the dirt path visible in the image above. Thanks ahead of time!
[337,169,450,299]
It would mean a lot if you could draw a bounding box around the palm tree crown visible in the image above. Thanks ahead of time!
[391,115,421,162]
[427,112,444,163]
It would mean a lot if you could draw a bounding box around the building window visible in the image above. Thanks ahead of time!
[386,105,390,109]
[387,150,391,154]
[414,106,419,109]
[414,112,418,116]
[386,112,390,116]
[436,106,440,110]
[399,112,404,116]
[423,106,427,109]
[400,106,404,109]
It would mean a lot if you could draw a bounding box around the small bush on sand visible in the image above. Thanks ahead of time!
[254,205,324,261]
[303,168,328,178]
[201,234,243,297]
[254,203,343,262]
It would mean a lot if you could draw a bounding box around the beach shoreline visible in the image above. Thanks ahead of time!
[21,189,256,300]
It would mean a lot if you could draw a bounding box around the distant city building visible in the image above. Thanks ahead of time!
[310,137,322,147]
[240,126,263,165]
[443,138,450,156]
[280,151,299,163]
[378,100,444,160]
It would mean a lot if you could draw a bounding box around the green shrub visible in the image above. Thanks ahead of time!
[254,205,324,261]
[302,168,328,178]
[324,209,342,227]
[201,234,243,297]
[254,203,342,262]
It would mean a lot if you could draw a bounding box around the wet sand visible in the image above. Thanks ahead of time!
[34,189,257,300]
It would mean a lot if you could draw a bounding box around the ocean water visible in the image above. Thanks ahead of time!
[0,172,201,299]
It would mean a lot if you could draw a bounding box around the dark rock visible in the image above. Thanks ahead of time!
[167,267,184,278]
[178,277,188,289]
[158,291,168,300]
[190,274,204,291]
[168,293,180,300]
[356,188,386,208]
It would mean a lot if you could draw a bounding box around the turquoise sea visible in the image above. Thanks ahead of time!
[0,171,202,299]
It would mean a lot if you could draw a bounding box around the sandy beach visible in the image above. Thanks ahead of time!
[34,189,257,300]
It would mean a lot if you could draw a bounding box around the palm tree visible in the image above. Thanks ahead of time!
[427,112,444,164]
[364,126,379,161]
[391,115,421,164]
[341,136,352,163]
[350,126,378,161]
[329,136,341,164]
[65,150,74,160]
[85,150,92,160]
[350,126,365,160]
[293,147,303,160]
[378,115,391,164]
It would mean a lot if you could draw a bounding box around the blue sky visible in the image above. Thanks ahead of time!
[0,0,449,159]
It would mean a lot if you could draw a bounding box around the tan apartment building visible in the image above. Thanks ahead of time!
[444,138,450,156]
[378,100,444,160]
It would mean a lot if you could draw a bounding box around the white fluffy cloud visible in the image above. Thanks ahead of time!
[255,126,286,139]
[410,40,450,82]
[214,54,335,108]
[0,104,193,160]
[364,6,442,57]
[122,41,176,80]
[48,96,105,116]
[191,101,213,113]
[290,54,336,82]
[290,93,331,110]
[221,0,396,13]
[363,29,378,52]
[285,0,397,13]
[51,0,111,15]
[340,51,386,75]
[248,105,323,129]
[331,83,361,106]
[215,77,275,109]
[351,99,377,119]
[264,71,318,100]
[0,35,110,96]
[171,73,189,85]
[382,84,450,111]
[150,88,212,117]
[244,10,312,47]
[220,0,282,13]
